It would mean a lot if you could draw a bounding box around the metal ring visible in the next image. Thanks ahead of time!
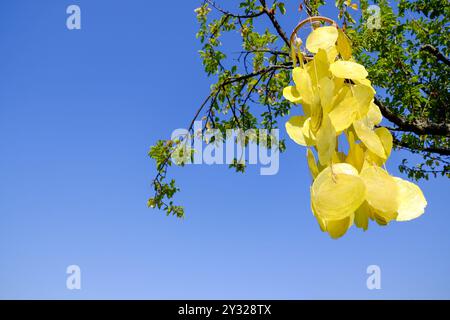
[289,16,338,46]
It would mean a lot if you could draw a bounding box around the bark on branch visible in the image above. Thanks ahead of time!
[374,97,450,137]
[421,44,450,67]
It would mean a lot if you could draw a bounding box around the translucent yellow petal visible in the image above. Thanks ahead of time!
[345,141,365,172]
[329,96,358,132]
[333,77,345,93]
[360,166,399,216]
[354,201,370,231]
[365,101,382,127]
[316,113,336,165]
[326,46,339,63]
[394,177,427,221]
[352,84,375,118]
[332,151,347,163]
[362,127,392,166]
[285,116,311,146]
[354,79,376,94]
[301,118,317,145]
[309,103,323,133]
[312,163,366,220]
[336,28,352,60]
[331,162,360,176]
[306,26,339,53]
[360,187,398,224]
[375,127,393,158]
[353,120,386,158]
[302,102,312,117]
[307,49,330,85]
[347,128,356,146]
[365,150,384,167]
[283,86,302,103]
[330,84,351,108]
[306,148,319,179]
[372,209,397,225]
[319,77,335,113]
[330,61,368,79]
[292,67,316,106]
[326,215,353,239]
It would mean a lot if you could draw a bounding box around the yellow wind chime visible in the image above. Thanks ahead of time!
[283,17,427,238]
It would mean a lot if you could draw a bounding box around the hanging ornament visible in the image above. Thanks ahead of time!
[283,17,427,238]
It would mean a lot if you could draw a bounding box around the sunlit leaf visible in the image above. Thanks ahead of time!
[395,178,427,221]
[330,61,368,79]
[306,26,339,53]
[283,86,302,103]
[337,28,352,60]
[312,163,366,220]
[353,120,386,158]
[360,166,399,216]
[316,113,336,165]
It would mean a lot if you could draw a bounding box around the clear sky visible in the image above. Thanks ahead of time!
[0,0,449,299]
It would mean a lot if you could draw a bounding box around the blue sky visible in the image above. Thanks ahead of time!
[0,0,449,299]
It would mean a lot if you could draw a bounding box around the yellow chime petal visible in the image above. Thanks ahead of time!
[331,84,352,108]
[360,166,399,216]
[332,151,347,163]
[309,104,323,133]
[319,77,335,113]
[346,142,365,172]
[330,60,368,79]
[285,116,313,146]
[326,215,353,239]
[313,204,355,238]
[353,120,386,159]
[372,209,397,225]
[333,77,345,94]
[346,131,365,165]
[354,201,370,231]
[326,45,339,63]
[305,26,339,53]
[354,78,376,94]
[362,127,393,166]
[292,67,316,106]
[283,86,302,104]
[365,101,383,127]
[394,177,427,222]
[352,83,375,118]
[307,49,330,85]
[284,25,427,237]
[329,96,358,132]
[301,118,317,145]
[365,151,383,167]
[311,163,366,220]
[375,127,393,158]
[316,113,336,165]
[336,28,352,60]
[306,148,319,179]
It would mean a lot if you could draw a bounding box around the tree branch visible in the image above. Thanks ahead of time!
[374,97,450,137]
[258,0,291,48]
[421,44,450,67]
[393,137,450,156]
[205,0,265,19]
